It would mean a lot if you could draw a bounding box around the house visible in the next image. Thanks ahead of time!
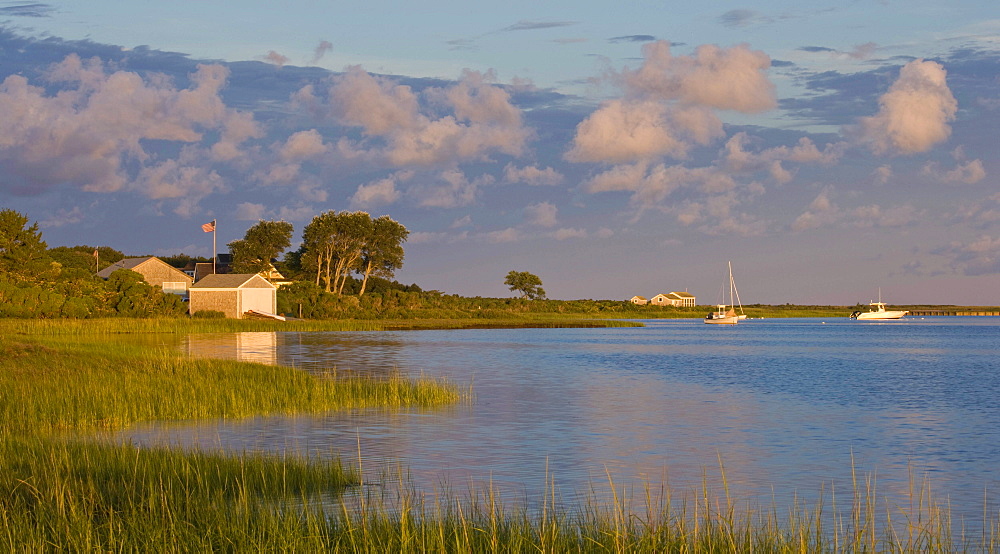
[649,293,672,306]
[187,273,278,319]
[97,256,193,298]
[649,292,697,307]
[259,263,293,287]
[666,291,696,307]
[629,295,648,305]
[191,253,232,282]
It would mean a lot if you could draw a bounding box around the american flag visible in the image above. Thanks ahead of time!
[201,220,216,233]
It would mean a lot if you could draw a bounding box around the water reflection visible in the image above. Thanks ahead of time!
[123,318,1000,524]
[185,331,278,366]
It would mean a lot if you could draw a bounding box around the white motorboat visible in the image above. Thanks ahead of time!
[850,291,908,320]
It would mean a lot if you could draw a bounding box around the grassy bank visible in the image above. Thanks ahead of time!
[0,319,465,549]
[0,332,463,434]
[4,440,995,551]
[3,318,997,551]
[0,315,644,337]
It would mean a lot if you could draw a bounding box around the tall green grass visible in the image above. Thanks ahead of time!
[0,436,354,550]
[0,336,463,434]
[0,316,643,337]
[5,445,994,552]
[3,319,997,551]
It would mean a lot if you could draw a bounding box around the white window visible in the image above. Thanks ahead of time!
[162,282,188,296]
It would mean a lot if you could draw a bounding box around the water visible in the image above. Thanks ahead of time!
[124,317,1000,524]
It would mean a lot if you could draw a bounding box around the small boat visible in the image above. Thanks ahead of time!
[850,290,908,320]
[705,262,743,325]
[705,304,740,324]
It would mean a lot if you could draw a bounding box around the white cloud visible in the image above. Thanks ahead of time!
[566,100,699,163]
[135,154,226,217]
[566,41,774,166]
[622,41,776,112]
[525,201,558,227]
[721,132,845,179]
[451,215,473,228]
[792,188,839,231]
[552,227,587,240]
[873,165,893,184]
[235,202,267,220]
[938,235,1000,276]
[315,67,530,168]
[280,129,328,161]
[851,203,921,227]
[0,54,258,214]
[503,163,565,186]
[944,160,986,184]
[351,175,402,208]
[410,168,491,208]
[858,59,958,155]
[485,227,520,243]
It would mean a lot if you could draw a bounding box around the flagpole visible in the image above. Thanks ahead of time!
[213,221,217,274]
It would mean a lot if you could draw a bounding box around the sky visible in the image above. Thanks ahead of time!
[1,1,999,305]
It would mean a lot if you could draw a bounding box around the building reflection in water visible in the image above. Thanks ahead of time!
[184,332,277,366]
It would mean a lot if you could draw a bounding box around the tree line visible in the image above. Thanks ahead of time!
[0,207,414,318]
[1,206,566,320]
[226,210,409,296]
[0,209,187,318]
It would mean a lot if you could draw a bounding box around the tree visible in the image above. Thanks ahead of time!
[504,270,546,300]
[358,215,408,296]
[328,211,372,295]
[228,220,294,276]
[48,245,125,274]
[105,269,186,317]
[0,208,53,281]
[302,211,372,294]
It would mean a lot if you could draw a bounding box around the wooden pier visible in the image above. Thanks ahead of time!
[908,309,1000,316]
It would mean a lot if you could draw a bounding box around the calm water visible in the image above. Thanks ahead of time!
[124,317,1000,522]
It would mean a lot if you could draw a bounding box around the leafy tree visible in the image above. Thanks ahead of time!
[358,215,408,296]
[105,269,186,317]
[48,245,125,274]
[504,270,546,300]
[228,220,294,275]
[158,253,210,269]
[301,211,337,291]
[0,208,53,281]
[302,211,373,294]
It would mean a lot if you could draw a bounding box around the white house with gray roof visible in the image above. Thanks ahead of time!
[187,273,277,319]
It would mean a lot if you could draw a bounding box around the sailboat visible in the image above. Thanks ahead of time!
[705,261,744,324]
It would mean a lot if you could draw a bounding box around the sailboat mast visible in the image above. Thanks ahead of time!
[728,261,734,308]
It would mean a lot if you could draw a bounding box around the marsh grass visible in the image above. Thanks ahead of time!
[303,460,997,553]
[0,315,642,338]
[3,442,997,551]
[0,436,355,550]
[3,319,997,551]
[0,335,463,434]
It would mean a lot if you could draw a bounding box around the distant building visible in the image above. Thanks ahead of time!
[188,273,277,319]
[97,256,193,298]
[666,291,696,307]
[649,293,672,306]
[649,292,696,307]
[259,263,293,287]
[192,253,232,282]
[630,295,648,305]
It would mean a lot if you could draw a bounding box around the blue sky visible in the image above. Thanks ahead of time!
[1,1,999,304]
